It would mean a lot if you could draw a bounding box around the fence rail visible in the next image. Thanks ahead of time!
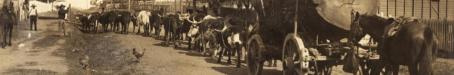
[379,0,454,20]
[379,0,453,56]
[422,20,454,57]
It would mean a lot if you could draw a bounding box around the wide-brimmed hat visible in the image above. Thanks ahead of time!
[31,4,36,7]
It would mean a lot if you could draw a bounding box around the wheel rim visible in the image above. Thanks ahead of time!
[206,41,212,55]
[207,40,219,56]
[283,41,299,75]
[318,64,333,75]
[247,39,262,75]
[354,66,363,75]
[282,36,312,75]
[241,46,247,63]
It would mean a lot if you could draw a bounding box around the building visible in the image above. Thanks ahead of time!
[378,0,453,20]
[379,0,453,55]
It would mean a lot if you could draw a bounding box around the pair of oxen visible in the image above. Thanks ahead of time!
[185,8,259,68]
[76,10,166,35]
[77,10,134,34]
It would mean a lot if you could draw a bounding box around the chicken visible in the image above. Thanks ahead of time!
[72,48,81,53]
[80,55,89,70]
[132,48,146,62]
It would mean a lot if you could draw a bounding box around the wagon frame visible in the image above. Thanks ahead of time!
[237,0,383,75]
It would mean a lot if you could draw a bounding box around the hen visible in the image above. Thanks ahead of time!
[132,48,146,62]
[80,55,89,70]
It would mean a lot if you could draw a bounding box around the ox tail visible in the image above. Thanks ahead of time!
[413,26,438,75]
[425,27,438,61]
[418,27,438,63]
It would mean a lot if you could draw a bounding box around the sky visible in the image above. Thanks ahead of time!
[30,0,93,13]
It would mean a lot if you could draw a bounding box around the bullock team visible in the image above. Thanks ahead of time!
[76,10,132,34]
[75,8,254,68]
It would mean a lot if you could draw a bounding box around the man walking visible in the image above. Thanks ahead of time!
[29,4,38,31]
[57,4,69,36]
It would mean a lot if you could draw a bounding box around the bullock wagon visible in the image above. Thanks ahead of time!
[241,0,382,75]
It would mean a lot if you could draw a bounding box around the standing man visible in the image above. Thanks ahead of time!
[29,4,38,31]
[57,4,69,36]
[23,0,30,19]
[1,0,17,48]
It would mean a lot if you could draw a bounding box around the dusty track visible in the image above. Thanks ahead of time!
[1,17,453,75]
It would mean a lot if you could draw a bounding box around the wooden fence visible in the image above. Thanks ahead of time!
[379,0,453,56]
[378,0,453,20]
[422,20,454,56]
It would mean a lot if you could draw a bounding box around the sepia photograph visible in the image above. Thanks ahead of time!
[0,0,453,75]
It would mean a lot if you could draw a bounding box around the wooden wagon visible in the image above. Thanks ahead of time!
[235,0,383,75]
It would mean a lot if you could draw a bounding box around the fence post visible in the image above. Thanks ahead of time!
[395,0,397,16]
[421,0,423,18]
[438,0,440,19]
[404,0,406,16]
[412,0,414,16]
[446,0,449,54]
[387,0,389,16]
[430,0,432,19]
[448,21,454,51]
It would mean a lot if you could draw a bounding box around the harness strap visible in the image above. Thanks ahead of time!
[384,16,418,38]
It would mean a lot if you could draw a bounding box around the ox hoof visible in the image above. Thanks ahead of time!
[217,60,222,63]
[227,61,232,64]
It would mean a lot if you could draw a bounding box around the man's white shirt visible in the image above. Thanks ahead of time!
[29,8,38,16]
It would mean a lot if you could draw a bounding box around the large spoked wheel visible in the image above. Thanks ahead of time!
[246,34,265,75]
[360,59,386,75]
[204,36,219,57]
[354,65,364,75]
[282,34,311,75]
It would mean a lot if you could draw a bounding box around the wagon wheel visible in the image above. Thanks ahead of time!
[197,37,204,52]
[356,48,385,75]
[204,35,220,57]
[355,65,364,75]
[240,44,248,63]
[282,34,311,75]
[321,65,333,75]
[360,59,386,75]
[246,34,265,75]
[205,40,218,56]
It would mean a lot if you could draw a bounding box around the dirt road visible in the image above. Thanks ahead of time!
[1,17,454,75]
[0,18,284,75]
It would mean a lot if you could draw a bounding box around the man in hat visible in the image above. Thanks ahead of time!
[29,4,38,31]
[57,4,69,36]
[1,0,17,47]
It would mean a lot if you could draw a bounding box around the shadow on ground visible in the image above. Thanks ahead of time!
[437,50,454,58]
[31,35,62,48]
[3,68,57,75]
[56,27,146,75]
[178,51,206,57]
[38,17,59,19]
[203,57,237,66]
[211,66,282,75]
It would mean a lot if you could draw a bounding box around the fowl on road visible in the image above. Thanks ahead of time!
[80,55,89,70]
[132,48,146,62]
